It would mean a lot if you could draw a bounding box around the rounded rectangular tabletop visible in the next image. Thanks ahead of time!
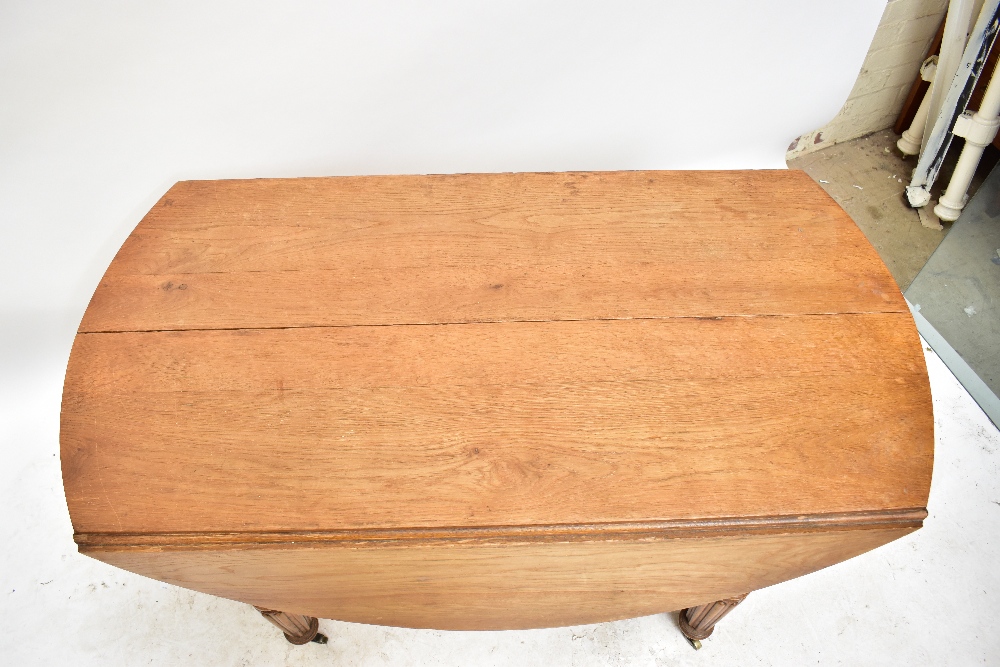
[63,169,932,537]
[60,170,933,628]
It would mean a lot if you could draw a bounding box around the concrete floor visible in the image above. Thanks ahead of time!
[788,129,998,291]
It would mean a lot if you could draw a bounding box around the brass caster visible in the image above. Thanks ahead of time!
[311,633,329,645]
[686,636,702,650]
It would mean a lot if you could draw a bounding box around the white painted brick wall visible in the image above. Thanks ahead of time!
[787,0,947,158]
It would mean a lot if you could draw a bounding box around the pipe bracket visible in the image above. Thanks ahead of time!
[952,110,1000,146]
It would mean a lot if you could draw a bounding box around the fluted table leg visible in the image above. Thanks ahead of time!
[254,606,328,645]
[678,593,748,649]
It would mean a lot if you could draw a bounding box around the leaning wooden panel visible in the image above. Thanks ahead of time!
[60,169,933,638]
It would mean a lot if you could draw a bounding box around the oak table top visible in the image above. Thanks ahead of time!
[61,170,933,632]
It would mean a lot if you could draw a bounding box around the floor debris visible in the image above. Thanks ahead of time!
[918,205,944,231]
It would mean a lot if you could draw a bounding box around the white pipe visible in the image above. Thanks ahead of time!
[898,57,939,156]
[922,0,976,154]
[906,0,1000,207]
[934,59,1000,220]
[899,85,934,155]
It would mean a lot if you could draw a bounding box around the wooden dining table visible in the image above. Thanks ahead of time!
[60,169,933,648]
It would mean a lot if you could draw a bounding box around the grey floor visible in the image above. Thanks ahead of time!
[788,129,999,292]
[907,165,1000,399]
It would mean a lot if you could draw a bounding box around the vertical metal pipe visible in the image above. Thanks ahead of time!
[935,57,1000,220]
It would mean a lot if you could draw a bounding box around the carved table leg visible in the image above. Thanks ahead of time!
[678,593,748,649]
[254,606,328,645]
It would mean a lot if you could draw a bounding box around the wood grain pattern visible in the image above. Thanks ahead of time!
[59,169,934,631]
[92,527,915,631]
[78,171,904,333]
[62,314,931,534]
[680,593,749,641]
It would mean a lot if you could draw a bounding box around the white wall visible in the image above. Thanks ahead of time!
[788,0,948,158]
[0,1,885,324]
